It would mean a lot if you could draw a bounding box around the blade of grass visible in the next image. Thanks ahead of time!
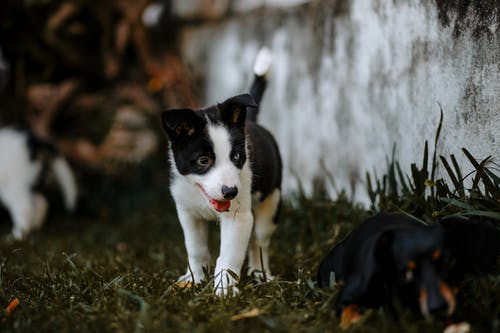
[463,149,500,197]
[485,167,500,187]
[461,211,500,220]
[431,106,443,181]
[450,154,465,198]
[396,162,410,194]
[440,155,462,198]
[439,197,475,210]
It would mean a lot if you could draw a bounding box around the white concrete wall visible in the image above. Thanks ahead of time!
[179,0,499,204]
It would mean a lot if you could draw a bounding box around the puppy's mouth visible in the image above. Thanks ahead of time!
[196,184,231,212]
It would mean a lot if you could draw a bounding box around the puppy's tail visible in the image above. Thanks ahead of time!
[51,156,78,211]
[247,47,273,122]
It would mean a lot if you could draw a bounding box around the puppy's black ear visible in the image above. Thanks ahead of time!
[219,94,257,126]
[441,218,500,276]
[161,108,204,140]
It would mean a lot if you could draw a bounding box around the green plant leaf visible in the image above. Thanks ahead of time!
[440,155,461,198]
[440,197,475,210]
[461,210,500,220]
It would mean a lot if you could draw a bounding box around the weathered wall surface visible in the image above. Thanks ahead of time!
[178,0,499,204]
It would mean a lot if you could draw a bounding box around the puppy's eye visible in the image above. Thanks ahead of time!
[230,149,245,168]
[197,156,211,166]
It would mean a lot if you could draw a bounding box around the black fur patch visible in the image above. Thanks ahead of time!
[247,123,282,201]
[161,109,214,176]
[27,132,58,162]
[161,94,259,176]
[26,132,59,191]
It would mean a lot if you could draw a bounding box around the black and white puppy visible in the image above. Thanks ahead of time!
[0,128,77,240]
[317,213,500,325]
[161,48,281,296]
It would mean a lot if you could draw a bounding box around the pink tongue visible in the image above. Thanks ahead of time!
[211,199,231,212]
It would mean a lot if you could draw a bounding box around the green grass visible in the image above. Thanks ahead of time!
[0,188,498,332]
[1,130,499,332]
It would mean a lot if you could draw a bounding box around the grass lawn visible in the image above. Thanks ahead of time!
[0,175,498,333]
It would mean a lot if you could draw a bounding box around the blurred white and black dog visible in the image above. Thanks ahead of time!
[0,128,77,240]
[161,48,282,296]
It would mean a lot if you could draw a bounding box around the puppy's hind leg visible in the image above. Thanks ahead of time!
[248,189,280,281]
[32,192,48,230]
[0,187,35,240]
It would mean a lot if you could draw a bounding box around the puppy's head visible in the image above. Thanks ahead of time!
[161,94,257,212]
[385,225,456,318]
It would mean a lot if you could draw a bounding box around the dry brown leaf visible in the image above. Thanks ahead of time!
[176,281,193,289]
[5,298,20,316]
[230,308,261,321]
[340,305,362,330]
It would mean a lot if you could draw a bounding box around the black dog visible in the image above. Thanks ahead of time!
[317,213,499,325]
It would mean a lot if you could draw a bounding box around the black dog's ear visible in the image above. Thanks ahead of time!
[161,108,204,140]
[218,94,257,127]
[334,231,395,312]
[441,218,500,276]
[317,240,346,288]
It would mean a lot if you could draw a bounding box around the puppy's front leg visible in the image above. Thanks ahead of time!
[177,208,210,284]
[215,211,253,296]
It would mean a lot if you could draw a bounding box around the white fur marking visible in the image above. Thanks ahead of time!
[0,129,41,239]
[193,124,241,201]
[215,210,253,296]
[253,47,273,77]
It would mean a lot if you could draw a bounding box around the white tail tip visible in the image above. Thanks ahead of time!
[253,47,273,77]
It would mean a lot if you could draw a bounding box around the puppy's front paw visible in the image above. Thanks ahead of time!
[11,227,28,241]
[250,270,275,283]
[215,284,240,297]
[178,265,206,284]
[214,269,240,297]
[176,272,198,289]
[178,272,195,283]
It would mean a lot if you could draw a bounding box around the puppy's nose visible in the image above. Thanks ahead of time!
[222,185,238,200]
